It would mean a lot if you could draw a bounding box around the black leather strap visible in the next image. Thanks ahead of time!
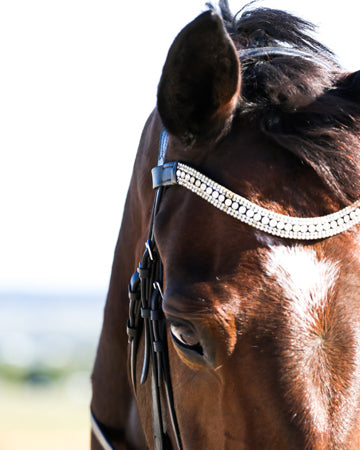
[152,162,178,189]
[126,128,183,450]
[157,127,169,166]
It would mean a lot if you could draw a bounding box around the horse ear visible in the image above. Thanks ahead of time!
[157,11,241,147]
[336,70,360,102]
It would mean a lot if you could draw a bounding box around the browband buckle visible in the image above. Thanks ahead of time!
[152,162,178,189]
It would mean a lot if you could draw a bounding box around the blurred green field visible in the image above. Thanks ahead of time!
[0,291,103,450]
[0,291,105,449]
[0,378,91,450]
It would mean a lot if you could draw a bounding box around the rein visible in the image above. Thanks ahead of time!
[91,47,360,450]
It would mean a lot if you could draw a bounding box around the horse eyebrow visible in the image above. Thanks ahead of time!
[163,289,214,319]
[163,278,241,320]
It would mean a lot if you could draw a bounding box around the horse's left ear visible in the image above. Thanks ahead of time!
[336,70,360,102]
[157,11,241,147]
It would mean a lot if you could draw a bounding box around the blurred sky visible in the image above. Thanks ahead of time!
[1,0,360,294]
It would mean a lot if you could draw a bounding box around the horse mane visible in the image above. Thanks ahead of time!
[208,1,360,205]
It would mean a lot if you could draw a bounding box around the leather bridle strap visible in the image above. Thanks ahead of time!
[152,161,360,240]
[92,129,182,450]
[126,128,183,450]
[237,46,336,71]
[90,411,114,450]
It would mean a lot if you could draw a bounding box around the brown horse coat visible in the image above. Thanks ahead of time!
[91,3,360,449]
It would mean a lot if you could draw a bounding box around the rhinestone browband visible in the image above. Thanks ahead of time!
[172,162,360,240]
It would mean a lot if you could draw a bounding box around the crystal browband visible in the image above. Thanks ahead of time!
[152,162,360,240]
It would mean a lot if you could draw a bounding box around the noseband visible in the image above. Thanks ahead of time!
[91,47,360,450]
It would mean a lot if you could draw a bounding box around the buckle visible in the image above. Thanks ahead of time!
[151,162,178,189]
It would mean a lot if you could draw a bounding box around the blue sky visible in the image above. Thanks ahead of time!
[1,0,359,293]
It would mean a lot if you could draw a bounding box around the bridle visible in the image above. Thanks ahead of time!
[91,130,184,450]
[91,47,360,450]
[126,128,183,449]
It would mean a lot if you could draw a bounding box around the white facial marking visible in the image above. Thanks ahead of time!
[263,245,339,432]
[262,244,360,445]
[264,245,339,314]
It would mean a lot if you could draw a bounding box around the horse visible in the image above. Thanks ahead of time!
[90,2,360,448]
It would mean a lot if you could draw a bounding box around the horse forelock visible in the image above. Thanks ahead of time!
[205,2,360,205]
[262,243,360,447]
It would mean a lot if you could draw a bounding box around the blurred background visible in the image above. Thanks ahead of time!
[1,1,359,448]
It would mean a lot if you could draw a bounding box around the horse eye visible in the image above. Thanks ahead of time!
[169,321,202,353]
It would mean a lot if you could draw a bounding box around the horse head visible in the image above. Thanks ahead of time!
[91,3,360,449]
